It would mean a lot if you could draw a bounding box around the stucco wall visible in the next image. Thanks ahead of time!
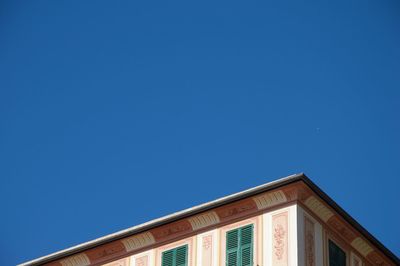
[102,204,299,266]
[298,205,368,266]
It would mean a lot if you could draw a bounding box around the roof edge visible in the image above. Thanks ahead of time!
[20,172,399,265]
[20,173,304,266]
[300,174,399,264]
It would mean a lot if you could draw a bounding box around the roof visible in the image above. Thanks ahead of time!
[20,173,399,265]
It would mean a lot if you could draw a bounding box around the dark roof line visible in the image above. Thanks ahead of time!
[20,173,399,265]
[300,174,399,264]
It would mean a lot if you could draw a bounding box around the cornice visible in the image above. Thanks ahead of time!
[19,173,399,266]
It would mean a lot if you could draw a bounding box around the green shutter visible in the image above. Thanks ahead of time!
[162,250,174,266]
[226,225,253,266]
[240,225,253,266]
[226,229,239,266]
[176,245,188,266]
[329,240,346,266]
[162,245,188,266]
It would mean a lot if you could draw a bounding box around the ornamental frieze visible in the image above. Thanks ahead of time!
[86,241,126,265]
[215,198,257,221]
[121,232,155,252]
[326,216,357,243]
[150,220,192,241]
[272,211,289,266]
[38,179,397,266]
[366,251,392,266]
[59,253,90,266]
[304,216,315,266]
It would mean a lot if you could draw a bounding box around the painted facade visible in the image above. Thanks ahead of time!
[20,174,399,266]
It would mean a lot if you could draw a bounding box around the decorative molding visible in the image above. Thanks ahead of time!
[327,216,357,242]
[304,216,315,266]
[366,250,392,266]
[351,253,362,266]
[202,235,213,266]
[188,211,220,230]
[282,187,297,201]
[40,181,396,266]
[253,190,287,210]
[274,224,285,259]
[103,258,129,266]
[302,196,394,266]
[131,251,154,266]
[86,241,126,265]
[351,237,373,257]
[60,253,90,266]
[135,256,148,266]
[150,220,192,241]
[215,198,258,222]
[272,212,288,266]
[203,235,212,250]
[122,232,155,252]
[304,196,334,222]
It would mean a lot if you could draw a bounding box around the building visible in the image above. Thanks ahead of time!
[20,173,399,266]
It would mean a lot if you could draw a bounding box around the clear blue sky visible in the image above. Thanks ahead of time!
[1,1,399,265]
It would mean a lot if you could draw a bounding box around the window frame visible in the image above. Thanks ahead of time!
[161,244,188,266]
[220,218,258,266]
[326,235,349,266]
[226,224,254,266]
[157,238,193,266]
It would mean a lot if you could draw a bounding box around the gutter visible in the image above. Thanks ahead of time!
[19,173,399,265]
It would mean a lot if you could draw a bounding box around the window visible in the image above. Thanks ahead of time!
[329,240,346,266]
[162,245,188,266]
[226,224,254,266]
